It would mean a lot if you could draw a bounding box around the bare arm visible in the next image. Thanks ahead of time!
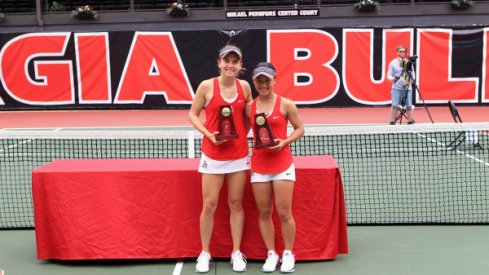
[244,100,253,137]
[270,98,304,150]
[244,101,253,118]
[240,79,253,134]
[188,79,223,145]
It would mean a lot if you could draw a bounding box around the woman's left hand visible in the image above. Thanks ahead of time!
[269,139,286,151]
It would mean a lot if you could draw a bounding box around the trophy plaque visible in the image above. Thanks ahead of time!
[215,104,239,141]
[254,112,279,149]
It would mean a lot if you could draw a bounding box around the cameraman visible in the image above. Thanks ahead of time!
[387,45,415,125]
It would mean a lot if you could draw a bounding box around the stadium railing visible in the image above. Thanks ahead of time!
[0,0,483,14]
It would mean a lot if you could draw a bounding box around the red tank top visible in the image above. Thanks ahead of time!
[201,77,248,160]
[250,96,292,174]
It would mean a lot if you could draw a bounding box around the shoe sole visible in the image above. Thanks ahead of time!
[195,264,210,274]
[261,268,277,273]
[280,268,296,273]
[230,259,247,273]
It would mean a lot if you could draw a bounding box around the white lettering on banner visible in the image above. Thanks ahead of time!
[225,9,319,18]
[300,9,319,16]
[225,11,247,18]
[248,11,276,17]
[278,10,299,16]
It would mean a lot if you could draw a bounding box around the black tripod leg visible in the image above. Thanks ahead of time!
[395,109,409,124]
[395,109,404,123]
[415,85,434,124]
[474,143,483,149]
[446,132,465,150]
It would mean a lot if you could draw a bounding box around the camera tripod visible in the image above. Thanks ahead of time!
[393,64,434,125]
[394,89,410,124]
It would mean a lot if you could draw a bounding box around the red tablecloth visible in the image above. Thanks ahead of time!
[32,155,348,260]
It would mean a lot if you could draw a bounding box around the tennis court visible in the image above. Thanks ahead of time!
[2,225,489,275]
[1,107,489,274]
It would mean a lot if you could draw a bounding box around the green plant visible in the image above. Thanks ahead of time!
[354,0,378,11]
[167,0,189,17]
[50,1,63,12]
[71,5,98,19]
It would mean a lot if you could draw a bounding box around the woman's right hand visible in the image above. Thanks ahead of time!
[206,131,227,145]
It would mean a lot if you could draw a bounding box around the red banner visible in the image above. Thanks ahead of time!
[0,28,487,110]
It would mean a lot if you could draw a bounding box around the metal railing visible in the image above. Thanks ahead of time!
[0,0,472,14]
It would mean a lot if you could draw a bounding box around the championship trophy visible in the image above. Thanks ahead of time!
[216,104,239,141]
[253,112,279,149]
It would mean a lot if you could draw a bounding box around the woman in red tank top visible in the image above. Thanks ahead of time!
[245,62,304,273]
[189,45,252,273]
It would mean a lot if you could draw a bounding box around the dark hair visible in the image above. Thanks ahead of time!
[254,62,276,71]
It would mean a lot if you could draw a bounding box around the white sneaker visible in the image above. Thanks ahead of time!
[230,250,247,272]
[280,250,295,273]
[195,251,212,273]
[261,250,279,272]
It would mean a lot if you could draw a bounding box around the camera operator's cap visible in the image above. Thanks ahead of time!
[219,45,242,60]
[252,66,276,79]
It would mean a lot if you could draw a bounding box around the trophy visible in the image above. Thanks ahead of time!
[254,112,279,149]
[216,104,239,141]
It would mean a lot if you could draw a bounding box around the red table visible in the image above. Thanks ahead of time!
[32,155,348,260]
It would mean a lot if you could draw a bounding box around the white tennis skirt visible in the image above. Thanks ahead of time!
[198,152,249,174]
[251,163,296,183]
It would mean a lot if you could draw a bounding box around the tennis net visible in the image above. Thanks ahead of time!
[1,123,488,228]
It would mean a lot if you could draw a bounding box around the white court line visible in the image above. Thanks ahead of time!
[0,125,195,131]
[418,133,489,167]
[172,259,184,275]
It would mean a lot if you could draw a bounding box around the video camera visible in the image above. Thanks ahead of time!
[402,55,418,72]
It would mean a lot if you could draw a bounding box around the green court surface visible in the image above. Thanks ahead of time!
[2,225,489,275]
